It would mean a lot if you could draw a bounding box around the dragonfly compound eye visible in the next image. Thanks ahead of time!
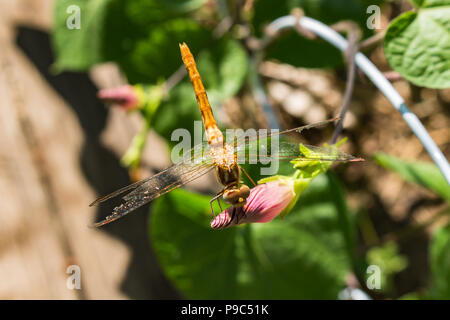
[239,185,250,199]
[223,189,241,205]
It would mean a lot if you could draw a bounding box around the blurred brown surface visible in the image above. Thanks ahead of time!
[0,0,181,299]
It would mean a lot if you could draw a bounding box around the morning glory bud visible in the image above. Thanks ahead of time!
[97,85,140,111]
[211,180,295,229]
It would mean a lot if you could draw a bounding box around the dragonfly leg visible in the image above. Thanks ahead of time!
[209,191,224,218]
[235,209,242,225]
[209,199,216,218]
[228,208,235,226]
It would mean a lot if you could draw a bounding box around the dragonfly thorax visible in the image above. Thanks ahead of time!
[209,143,236,169]
[206,126,224,146]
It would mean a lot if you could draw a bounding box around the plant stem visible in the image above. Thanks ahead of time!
[331,28,359,144]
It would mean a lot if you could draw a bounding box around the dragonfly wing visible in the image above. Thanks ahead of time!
[236,139,362,163]
[89,178,152,207]
[91,141,213,227]
[233,118,338,149]
[92,162,214,227]
[296,144,363,162]
[90,141,211,206]
[266,141,362,162]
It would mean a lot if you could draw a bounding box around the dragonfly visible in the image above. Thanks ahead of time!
[90,43,363,227]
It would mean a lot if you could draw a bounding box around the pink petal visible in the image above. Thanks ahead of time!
[97,85,139,110]
[211,181,294,229]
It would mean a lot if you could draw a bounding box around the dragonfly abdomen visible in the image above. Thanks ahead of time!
[179,42,224,146]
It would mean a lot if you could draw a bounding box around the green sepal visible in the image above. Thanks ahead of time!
[258,139,349,219]
[121,82,164,169]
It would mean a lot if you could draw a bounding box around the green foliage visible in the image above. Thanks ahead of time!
[117,18,209,84]
[292,144,334,177]
[409,0,450,7]
[52,0,212,82]
[100,0,212,84]
[195,38,249,103]
[366,242,408,293]
[152,82,202,146]
[384,0,450,88]
[399,291,422,299]
[429,224,450,299]
[375,152,450,202]
[265,32,343,69]
[53,1,249,145]
[408,0,425,6]
[374,151,450,298]
[258,141,346,219]
[253,0,384,68]
[150,173,354,299]
[252,0,383,36]
[52,0,113,71]
[155,0,208,12]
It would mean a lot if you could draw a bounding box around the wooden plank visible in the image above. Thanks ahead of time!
[0,28,78,299]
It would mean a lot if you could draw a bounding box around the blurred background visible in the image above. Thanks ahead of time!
[0,0,449,299]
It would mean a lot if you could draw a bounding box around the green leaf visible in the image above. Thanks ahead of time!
[116,18,210,83]
[52,0,113,71]
[384,3,450,89]
[152,82,202,146]
[375,152,450,201]
[196,38,249,103]
[429,224,450,299]
[409,0,450,8]
[150,173,354,299]
[52,0,212,82]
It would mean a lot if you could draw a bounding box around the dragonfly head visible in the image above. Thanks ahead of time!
[223,185,250,207]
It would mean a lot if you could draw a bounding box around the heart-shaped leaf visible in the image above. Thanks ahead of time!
[384,1,450,88]
[150,172,354,299]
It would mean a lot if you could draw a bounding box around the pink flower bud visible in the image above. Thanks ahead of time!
[211,181,295,229]
[97,85,139,111]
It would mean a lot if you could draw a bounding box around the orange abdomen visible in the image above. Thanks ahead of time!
[179,43,223,145]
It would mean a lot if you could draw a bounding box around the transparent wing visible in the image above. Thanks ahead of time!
[231,118,338,152]
[230,118,363,164]
[265,141,362,162]
[235,140,362,163]
[91,141,213,227]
